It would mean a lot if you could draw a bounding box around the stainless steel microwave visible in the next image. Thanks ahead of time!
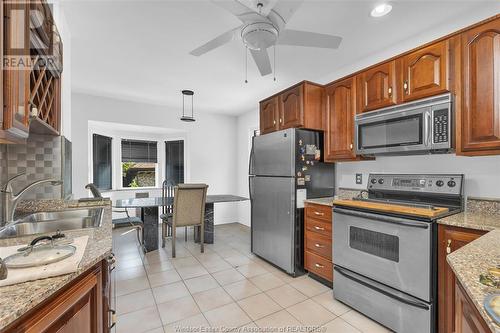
[355,94,453,155]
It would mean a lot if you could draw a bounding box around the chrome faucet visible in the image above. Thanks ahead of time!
[0,173,62,227]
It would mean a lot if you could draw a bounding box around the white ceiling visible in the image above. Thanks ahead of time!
[63,0,500,116]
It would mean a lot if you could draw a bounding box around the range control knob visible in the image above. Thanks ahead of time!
[436,180,444,187]
[447,180,456,187]
[378,179,384,184]
[370,178,377,184]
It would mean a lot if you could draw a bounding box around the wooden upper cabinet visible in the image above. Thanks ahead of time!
[437,224,486,333]
[324,77,358,161]
[259,97,279,135]
[1,0,31,144]
[357,61,397,113]
[400,40,450,102]
[459,18,500,155]
[259,81,323,134]
[279,84,303,129]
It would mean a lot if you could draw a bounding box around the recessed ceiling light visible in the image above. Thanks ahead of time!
[371,3,392,17]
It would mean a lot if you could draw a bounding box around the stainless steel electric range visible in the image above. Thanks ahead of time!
[332,173,464,333]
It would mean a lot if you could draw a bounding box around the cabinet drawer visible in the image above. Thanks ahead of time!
[305,251,333,282]
[305,218,332,238]
[305,232,332,260]
[305,204,332,222]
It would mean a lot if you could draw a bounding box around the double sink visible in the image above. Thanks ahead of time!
[0,207,104,238]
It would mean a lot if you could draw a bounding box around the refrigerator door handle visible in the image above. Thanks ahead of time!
[248,176,254,201]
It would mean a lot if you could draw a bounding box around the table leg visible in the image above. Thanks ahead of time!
[141,206,159,252]
[195,203,214,244]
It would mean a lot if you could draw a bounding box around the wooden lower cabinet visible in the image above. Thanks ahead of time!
[455,281,491,333]
[304,203,333,283]
[4,259,112,333]
[437,224,486,333]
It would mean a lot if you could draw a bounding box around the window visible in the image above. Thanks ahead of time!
[121,139,158,188]
[92,134,112,190]
[165,140,184,185]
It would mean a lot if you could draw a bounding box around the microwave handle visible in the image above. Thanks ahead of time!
[424,111,432,147]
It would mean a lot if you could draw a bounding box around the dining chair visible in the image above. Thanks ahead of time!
[160,180,175,248]
[161,184,208,257]
[111,191,146,247]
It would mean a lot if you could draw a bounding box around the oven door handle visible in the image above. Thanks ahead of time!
[333,207,429,229]
[334,266,430,310]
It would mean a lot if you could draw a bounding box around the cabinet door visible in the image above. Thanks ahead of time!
[279,84,304,129]
[324,77,357,161]
[259,97,279,134]
[460,19,500,153]
[7,265,103,333]
[357,61,397,113]
[455,282,490,333]
[2,0,30,141]
[401,40,450,102]
[437,225,485,333]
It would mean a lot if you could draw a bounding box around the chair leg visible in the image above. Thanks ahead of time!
[172,226,176,258]
[161,222,166,248]
[185,226,187,242]
[200,224,204,253]
[135,226,142,246]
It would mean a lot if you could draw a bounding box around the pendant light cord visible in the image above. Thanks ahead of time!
[273,45,276,82]
[245,46,248,84]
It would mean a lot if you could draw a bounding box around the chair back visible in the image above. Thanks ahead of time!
[162,180,175,215]
[173,184,208,227]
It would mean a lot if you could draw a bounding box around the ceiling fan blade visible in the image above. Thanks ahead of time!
[277,29,342,49]
[250,48,272,76]
[211,0,254,17]
[268,0,303,27]
[190,26,241,56]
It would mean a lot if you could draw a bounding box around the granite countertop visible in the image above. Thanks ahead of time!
[441,198,500,332]
[304,197,335,206]
[0,199,113,330]
[447,230,500,333]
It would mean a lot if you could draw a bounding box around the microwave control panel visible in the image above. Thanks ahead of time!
[433,109,449,144]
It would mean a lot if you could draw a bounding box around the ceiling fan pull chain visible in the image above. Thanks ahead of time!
[273,45,277,82]
[245,45,248,84]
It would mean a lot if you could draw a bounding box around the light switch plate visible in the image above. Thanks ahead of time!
[356,173,363,184]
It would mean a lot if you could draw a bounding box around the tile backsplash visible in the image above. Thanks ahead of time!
[1,134,65,200]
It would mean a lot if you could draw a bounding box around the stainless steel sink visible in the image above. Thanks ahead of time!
[0,208,104,238]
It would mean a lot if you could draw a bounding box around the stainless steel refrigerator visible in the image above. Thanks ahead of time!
[249,128,335,276]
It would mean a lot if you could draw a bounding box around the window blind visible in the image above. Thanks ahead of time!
[121,139,158,163]
[92,134,112,190]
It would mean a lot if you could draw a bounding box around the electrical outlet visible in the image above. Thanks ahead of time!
[356,173,363,184]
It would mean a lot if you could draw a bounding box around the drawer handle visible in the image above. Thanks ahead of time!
[446,239,452,254]
[315,263,324,268]
[314,243,325,248]
[314,226,325,231]
[314,211,324,216]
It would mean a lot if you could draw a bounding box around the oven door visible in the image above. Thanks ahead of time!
[333,207,432,301]
[355,106,431,155]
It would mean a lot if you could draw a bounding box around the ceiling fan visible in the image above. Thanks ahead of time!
[189,0,342,76]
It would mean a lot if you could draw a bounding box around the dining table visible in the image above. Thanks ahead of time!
[114,195,248,252]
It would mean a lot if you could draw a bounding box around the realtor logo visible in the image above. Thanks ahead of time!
[3,0,61,73]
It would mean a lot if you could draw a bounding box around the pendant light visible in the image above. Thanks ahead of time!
[180,90,195,122]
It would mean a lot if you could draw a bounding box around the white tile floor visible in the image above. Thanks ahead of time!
[112,223,392,333]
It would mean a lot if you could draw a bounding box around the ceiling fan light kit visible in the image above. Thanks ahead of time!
[190,0,343,79]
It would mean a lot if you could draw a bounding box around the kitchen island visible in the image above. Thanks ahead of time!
[0,199,113,331]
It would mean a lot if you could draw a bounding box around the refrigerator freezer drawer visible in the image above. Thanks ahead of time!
[333,266,433,333]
